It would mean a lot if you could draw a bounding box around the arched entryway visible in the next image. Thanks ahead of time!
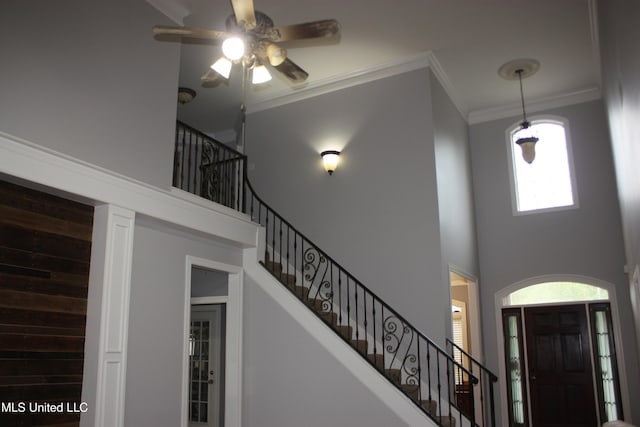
[495,276,627,427]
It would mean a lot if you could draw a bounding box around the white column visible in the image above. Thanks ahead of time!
[81,204,135,427]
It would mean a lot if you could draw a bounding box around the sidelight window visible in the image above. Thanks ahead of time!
[589,303,623,422]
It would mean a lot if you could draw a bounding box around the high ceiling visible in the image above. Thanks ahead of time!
[148,0,600,136]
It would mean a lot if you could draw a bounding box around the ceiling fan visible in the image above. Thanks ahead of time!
[153,0,341,86]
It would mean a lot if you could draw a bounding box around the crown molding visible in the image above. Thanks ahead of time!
[467,86,602,125]
[245,52,432,114]
[146,0,189,25]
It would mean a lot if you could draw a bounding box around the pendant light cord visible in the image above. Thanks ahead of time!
[517,69,529,127]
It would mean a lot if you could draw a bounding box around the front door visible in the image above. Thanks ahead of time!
[190,306,223,427]
[525,304,597,427]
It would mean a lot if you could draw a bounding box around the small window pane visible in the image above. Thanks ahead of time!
[511,121,576,213]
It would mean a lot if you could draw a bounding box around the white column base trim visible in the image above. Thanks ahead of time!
[81,204,135,427]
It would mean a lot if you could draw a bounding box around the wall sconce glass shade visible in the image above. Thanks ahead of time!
[211,57,232,79]
[252,64,272,84]
[321,150,340,175]
[222,37,245,61]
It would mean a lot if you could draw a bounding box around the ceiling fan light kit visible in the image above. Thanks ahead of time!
[499,58,541,164]
[153,0,341,87]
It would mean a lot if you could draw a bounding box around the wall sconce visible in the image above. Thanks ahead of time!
[321,150,340,175]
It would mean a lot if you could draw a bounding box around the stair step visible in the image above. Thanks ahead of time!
[264,260,282,273]
[319,311,338,325]
[400,384,420,401]
[335,325,353,340]
[307,297,331,312]
[351,339,368,354]
[288,284,309,299]
[421,400,437,414]
[367,353,384,369]
[385,368,401,384]
[435,415,456,427]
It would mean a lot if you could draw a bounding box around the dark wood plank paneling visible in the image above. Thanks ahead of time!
[0,247,90,276]
[0,180,93,225]
[0,289,87,315]
[0,334,85,353]
[0,307,86,329]
[0,272,88,299]
[0,180,92,427]
[0,359,83,377]
[0,224,92,261]
[0,205,92,242]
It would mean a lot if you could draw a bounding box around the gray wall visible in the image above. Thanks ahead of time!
[0,0,179,189]
[245,69,448,340]
[598,0,640,360]
[431,73,479,339]
[126,219,242,427]
[469,99,640,423]
[242,274,412,427]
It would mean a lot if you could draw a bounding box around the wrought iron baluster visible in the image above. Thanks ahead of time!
[337,273,342,325]
[363,290,368,348]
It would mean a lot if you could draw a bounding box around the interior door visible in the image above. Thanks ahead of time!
[190,306,222,427]
[524,304,597,427]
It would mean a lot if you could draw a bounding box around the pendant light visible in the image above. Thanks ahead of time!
[499,59,541,164]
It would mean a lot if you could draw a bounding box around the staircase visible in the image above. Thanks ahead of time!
[261,252,457,427]
[172,121,497,427]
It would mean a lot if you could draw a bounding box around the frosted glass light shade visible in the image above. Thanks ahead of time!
[321,150,340,175]
[252,65,272,84]
[516,136,538,164]
[222,37,245,61]
[211,57,232,79]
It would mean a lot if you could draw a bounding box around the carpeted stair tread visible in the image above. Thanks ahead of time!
[400,383,420,401]
[319,311,338,325]
[421,399,437,414]
[367,353,384,369]
[351,339,368,354]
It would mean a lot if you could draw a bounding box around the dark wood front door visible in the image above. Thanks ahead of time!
[525,304,597,427]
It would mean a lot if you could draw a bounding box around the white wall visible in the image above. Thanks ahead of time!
[245,69,446,339]
[598,0,640,362]
[0,0,179,189]
[126,218,243,427]
[469,100,640,423]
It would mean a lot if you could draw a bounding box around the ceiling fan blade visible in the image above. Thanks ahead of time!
[153,25,229,40]
[268,19,340,42]
[200,70,226,88]
[274,58,309,83]
[230,0,257,30]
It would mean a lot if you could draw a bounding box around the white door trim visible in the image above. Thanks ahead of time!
[182,256,243,427]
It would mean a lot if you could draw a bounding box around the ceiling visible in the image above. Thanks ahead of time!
[148,0,600,136]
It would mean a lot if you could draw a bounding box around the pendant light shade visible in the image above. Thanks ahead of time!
[499,59,541,164]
